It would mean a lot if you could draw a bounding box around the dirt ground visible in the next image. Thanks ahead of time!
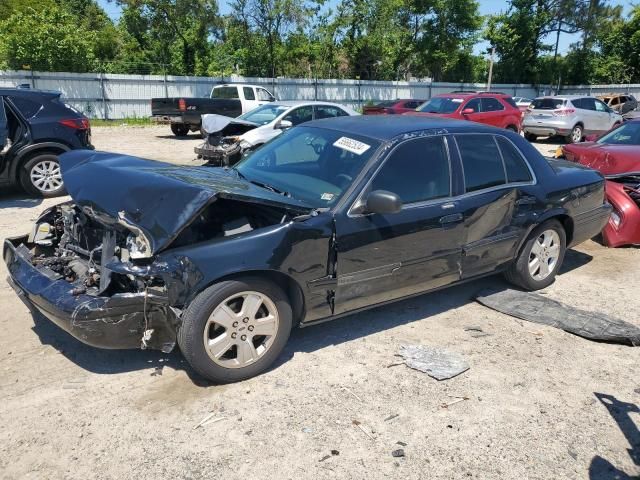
[0,126,638,480]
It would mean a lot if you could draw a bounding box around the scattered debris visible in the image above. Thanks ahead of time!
[352,419,374,440]
[476,289,640,346]
[398,345,470,380]
[151,366,164,376]
[386,362,405,368]
[441,396,470,409]
[391,449,405,458]
[193,413,226,430]
[384,413,399,422]
[464,325,491,338]
[396,441,407,447]
[341,386,363,402]
[302,427,314,434]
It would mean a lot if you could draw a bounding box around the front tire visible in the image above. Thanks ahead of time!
[170,123,190,136]
[178,277,293,383]
[19,152,66,198]
[505,220,566,291]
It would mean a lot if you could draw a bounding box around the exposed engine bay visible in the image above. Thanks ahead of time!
[609,174,640,207]
[25,199,293,298]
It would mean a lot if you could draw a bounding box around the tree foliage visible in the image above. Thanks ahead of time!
[0,0,639,86]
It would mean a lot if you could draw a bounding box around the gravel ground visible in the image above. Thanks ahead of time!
[0,126,638,480]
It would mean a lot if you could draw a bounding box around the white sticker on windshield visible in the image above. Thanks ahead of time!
[321,192,335,201]
[451,98,463,103]
[333,136,371,155]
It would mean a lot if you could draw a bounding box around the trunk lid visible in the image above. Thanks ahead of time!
[59,150,313,256]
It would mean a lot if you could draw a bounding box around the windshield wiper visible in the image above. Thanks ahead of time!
[231,167,291,197]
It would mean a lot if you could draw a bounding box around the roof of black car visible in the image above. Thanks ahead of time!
[0,87,60,97]
[306,114,497,141]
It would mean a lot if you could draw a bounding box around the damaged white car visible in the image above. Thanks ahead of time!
[194,101,359,166]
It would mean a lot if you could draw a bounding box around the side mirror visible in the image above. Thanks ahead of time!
[365,190,402,215]
[276,119,293,129]
[462,108,475,115]
[269,96,276,102]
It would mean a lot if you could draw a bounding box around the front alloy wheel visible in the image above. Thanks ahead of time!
[203,291,279,369]
[178,277,293,383]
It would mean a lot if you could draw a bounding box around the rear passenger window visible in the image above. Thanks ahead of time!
[8,96,42,119]
[243,87,255,101]
[482,98,505,111]
[456,134,505,192]
[503,97,518,109]
[315,105,346,119]
[371,137,450,204]
[496,137,532,183]
[464,98,481,113]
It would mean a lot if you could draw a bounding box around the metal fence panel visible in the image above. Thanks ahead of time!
[0,69,546,119]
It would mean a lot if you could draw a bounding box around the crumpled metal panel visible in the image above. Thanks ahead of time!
[398,345,470,380]
[476,289,640,346]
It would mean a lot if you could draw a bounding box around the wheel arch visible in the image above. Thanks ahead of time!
[11,142,70,180]
[514,210,573,257]
[187,269,306,327]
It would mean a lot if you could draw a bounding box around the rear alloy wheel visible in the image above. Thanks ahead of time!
[505,220,566,291]
[178,278,292,383]
[170,123,190,136]
[19,153,65,198]
[566,124,583,144]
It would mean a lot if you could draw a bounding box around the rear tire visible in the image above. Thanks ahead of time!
[505,220,566,291]
[566,124,583,144]
[171,123,190,136]
[506,125,518,133]
[19,152,66,198]
[524,133,537,142]
[178,277,293,383]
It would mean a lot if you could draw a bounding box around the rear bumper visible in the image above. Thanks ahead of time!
[523,125,571,137]
[570,204,613,247]
[3,236,176,352]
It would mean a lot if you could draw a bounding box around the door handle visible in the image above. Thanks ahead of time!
[516,196,537,206]
[439,213,463,224]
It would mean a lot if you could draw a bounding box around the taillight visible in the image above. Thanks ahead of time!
[59,118,90,130]
[178,98,186,111]
[552,108,575,116]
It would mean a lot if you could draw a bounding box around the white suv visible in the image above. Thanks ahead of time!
[523,96,623,143]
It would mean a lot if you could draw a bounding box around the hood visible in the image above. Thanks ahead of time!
[565,142,640,176]
[201,114,258,135]
[59,150,312,256]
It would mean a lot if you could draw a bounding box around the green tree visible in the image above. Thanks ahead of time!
[0,6,98,71]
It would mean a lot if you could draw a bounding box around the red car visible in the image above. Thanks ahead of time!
[363,99,425,115]
[561,119,640,247]
[406,92,522,132]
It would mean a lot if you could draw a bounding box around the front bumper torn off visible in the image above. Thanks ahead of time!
[4,236,177,352]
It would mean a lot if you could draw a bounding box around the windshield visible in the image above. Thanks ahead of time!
[531,98,565,110]
[416,97,462,114]
[237,104,290,125]
[235,126,380,208]
[597,122,640,145]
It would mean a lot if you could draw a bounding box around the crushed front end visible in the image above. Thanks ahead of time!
[3,203,178,352]
[194,114,258,166]
[603,176,640,247]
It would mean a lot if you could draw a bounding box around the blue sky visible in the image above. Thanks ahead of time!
[97,0,628,56]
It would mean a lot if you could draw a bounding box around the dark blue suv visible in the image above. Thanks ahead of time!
[0,88,93,197]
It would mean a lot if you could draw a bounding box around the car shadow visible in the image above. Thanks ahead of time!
[26,249,593,385]
[154,134,203,140]
[534,136,566,145]
[0,192,44,209]
[588,393,639,479]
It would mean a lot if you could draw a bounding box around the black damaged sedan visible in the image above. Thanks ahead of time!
[4,116,611,382]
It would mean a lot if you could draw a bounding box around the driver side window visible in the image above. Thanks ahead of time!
[283,106,313,126]
[370,137,450,205]
[464,98,481,113]
[595,100,608,112]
